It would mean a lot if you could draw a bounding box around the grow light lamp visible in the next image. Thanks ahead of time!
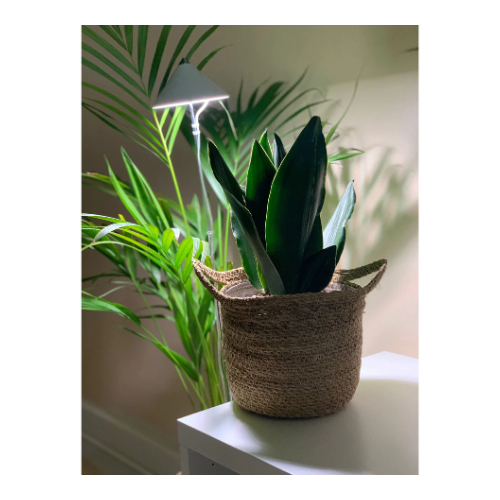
[153,58,229,233]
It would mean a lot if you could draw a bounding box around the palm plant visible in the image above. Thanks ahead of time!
[208,116,356,295]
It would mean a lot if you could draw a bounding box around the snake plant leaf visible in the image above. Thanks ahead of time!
[298,245,337,293]
[245,141,276,244]
[259,130,273,160]
[225,191,285,295]
[273,133,287,168]
[265,116,327,294]
[208,141,245,204]
[335,227,346,265]
[303,215,323,261]
[231,212,261,290]
[323,180,356,263]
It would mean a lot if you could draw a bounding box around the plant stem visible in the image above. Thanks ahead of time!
[223,205,230,271]
[153,110,191,237]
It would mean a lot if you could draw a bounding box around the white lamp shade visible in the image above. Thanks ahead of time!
[153,60,229,109]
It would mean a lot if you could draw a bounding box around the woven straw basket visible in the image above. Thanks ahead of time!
[193,259,387,418]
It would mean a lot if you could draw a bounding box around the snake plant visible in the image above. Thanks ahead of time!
[208,116,356,295]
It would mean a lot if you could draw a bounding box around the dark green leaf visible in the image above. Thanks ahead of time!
[225,192,285,295]
[208,141,245,204]
[231,211,261,290]
[298,245,337,293]
[245,141,276,244]
[259,130,273,160]
[303,215,323,261]
[265,116,327,294]
[273,133,286,168]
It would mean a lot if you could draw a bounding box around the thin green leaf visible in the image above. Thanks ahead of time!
[82,58,149,110]
[328,148,364,162]
[82,293,141,325]
[107,161,147,225]
[197,45,228,71]
[82,26,137,73]
[137,25,148,77]
[123,245,138,282]
[174,237,194,269]
[82,82,156,130]
[186,25,219,61]
[82,102,126,135]
[99,25,127,50]
[327,75,361,140]
[124,26,134,54]
[93,222,139,242]
[158,25,196,93]
[148,26,172,96]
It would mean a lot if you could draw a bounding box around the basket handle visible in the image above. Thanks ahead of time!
[192,260,247,302]
[333,259,387,295]
[194,258,387,300]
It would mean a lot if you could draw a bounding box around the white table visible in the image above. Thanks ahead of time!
[178,352,418,475]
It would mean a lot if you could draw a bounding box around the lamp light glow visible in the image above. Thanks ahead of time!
[153,96,229,110]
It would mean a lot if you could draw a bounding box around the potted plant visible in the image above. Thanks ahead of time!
[193,116,387,418]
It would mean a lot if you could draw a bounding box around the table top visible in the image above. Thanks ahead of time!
[178,352,418,475]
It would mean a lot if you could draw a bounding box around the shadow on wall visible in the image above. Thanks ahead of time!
[323,145,418,270]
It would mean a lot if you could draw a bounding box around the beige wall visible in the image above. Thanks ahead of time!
[82,25,418,436]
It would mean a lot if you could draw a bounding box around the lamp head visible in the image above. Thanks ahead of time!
[153,58,229,109]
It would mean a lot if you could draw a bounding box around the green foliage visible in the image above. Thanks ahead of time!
[82,146,226,410]
[208,116,357,295]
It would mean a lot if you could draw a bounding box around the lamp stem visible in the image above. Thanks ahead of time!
[189,102,213,232]
[190,102,229,402]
